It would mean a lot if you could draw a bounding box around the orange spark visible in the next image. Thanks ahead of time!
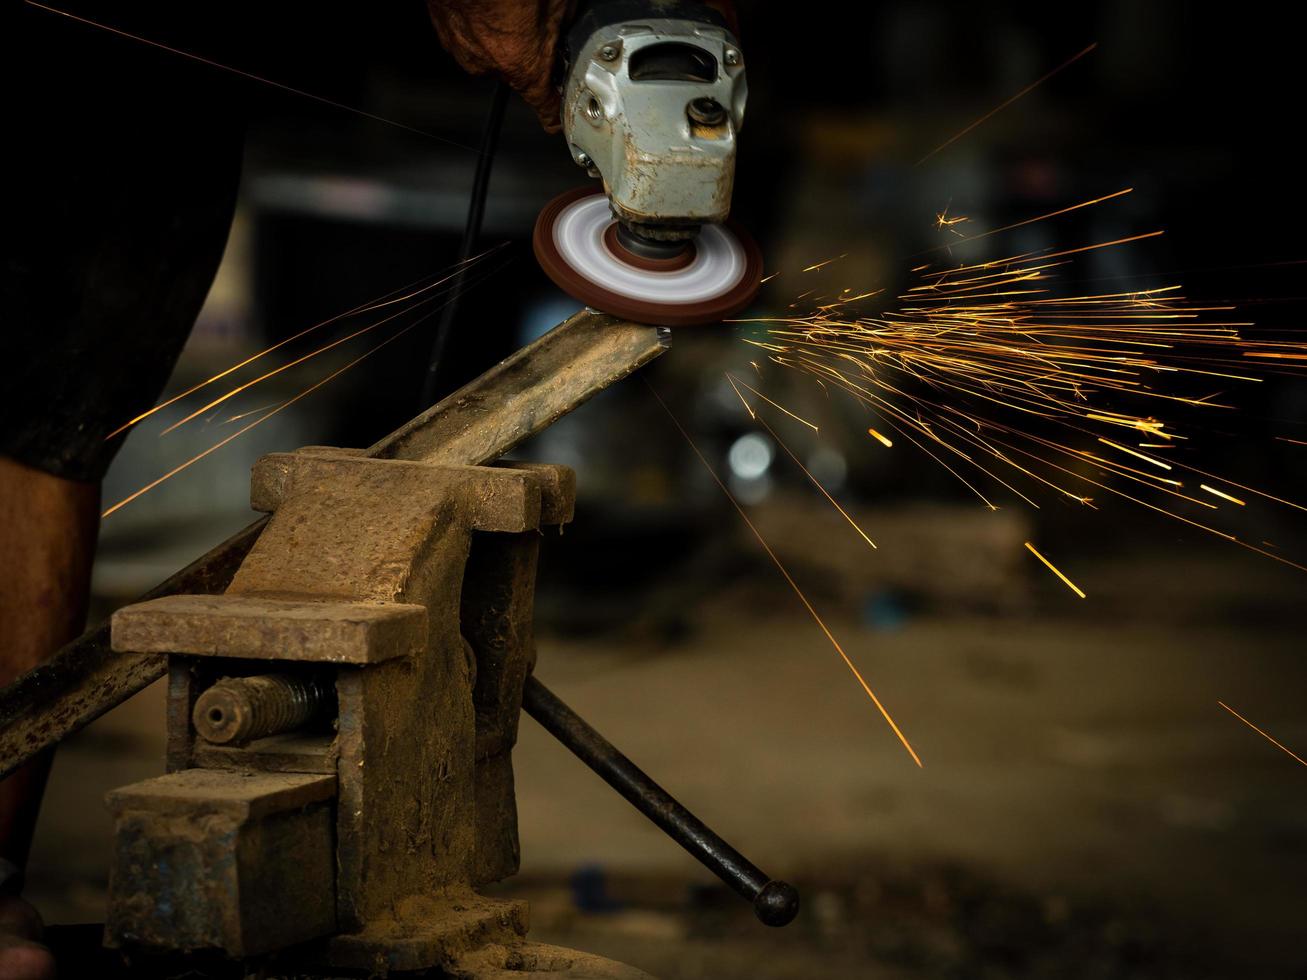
[1024,542,1086,598]
[757,417,877,550]
[157,288,439,436]
[802,254,846,273]
[867,427,894,448]
[1218,701,1307,767]
[105,257,490,440]
[725,374,756,418]
[97,255,514,516]
[1098,438,1172,471]
[1168,460,1307,515]
[222,404,277,424]
[648,380,921,767]
[1243,351,1307,360]
[727,375,819,432]
[919,188,1135,255]
[740,200,1307,577]
[101,313,429,518]
[1200,484,1246,506]
[1036,230,1165,262]
[935,208,970,236]
[917,42,1099,164]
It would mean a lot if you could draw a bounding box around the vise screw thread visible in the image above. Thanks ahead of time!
[192,673,332,746]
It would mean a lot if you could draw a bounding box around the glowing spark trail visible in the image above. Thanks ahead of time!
[1023,542,1087,598]
[223,404,277,424]
[105,353,368,518]
[1218,701,1307,768]
[1099,439,1172,470]
[156,279,455,436]
[101,313,429,518]
[24,1,473,148]
[935,208,970,232]
[104,254,499,440]
[1200,485,1246,506]
[101,258,510,516]
[917,41,1099,164]
[648,380,922,768]
[802,255,846,273]
[919,188,1135,255]
[726,374,820,432]
[754,415,877,550]
[739,222,1307,576]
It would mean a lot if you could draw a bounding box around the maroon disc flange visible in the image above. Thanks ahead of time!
[532,187,764,327]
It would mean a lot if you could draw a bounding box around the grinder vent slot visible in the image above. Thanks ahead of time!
[628,42,716,82]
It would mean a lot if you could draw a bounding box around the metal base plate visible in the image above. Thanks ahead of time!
[533,187,763,327]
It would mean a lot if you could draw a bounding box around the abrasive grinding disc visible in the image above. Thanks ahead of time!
[533,187,764,327]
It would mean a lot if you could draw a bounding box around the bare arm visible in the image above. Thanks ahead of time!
[427,0,572,132]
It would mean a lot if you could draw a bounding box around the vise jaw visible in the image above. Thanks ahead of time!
[104,448,578,972]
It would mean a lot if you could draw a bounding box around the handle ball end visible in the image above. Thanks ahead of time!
[754,879,799,927]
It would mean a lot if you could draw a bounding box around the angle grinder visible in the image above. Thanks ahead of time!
[533,0,762,326]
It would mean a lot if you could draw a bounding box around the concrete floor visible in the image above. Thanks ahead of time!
[25,538,1307,978]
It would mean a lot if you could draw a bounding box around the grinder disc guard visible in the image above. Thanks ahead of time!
[533,187,763,326]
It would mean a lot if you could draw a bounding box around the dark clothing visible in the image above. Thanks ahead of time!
[1,3,244,481]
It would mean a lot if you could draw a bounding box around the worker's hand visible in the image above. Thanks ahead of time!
[0,896,55,980]
[427,0,570,132]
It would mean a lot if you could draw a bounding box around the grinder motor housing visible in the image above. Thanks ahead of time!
[560,0,747,247]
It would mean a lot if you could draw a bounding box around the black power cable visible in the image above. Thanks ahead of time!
[418,80,510,409]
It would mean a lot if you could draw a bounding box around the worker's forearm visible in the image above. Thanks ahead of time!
[0,455,99,867]
[426,0,570,131]
[0,456,99,684]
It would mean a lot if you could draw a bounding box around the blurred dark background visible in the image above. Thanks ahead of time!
[16,2,1307,977]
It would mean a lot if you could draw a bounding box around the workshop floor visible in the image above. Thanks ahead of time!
[26,542,1306,979]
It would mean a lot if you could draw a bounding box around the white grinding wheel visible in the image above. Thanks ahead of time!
[533,187,763,326]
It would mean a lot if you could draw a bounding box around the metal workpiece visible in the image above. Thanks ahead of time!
[0,310,668,781]
[561,11,747,236]
[369,310,668,465]
[521,676,801,928]
[192,673,333,746]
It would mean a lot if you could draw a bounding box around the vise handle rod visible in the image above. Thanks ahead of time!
[522,675,800,927]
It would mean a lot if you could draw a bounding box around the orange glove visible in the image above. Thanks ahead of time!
[427,0,571,133]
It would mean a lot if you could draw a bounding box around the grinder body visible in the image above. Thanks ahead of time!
[560,1,747,245]
[536,1,761,326]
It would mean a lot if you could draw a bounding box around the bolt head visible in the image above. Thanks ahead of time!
[599,43,619,61]
[576,152,592,167]
[724,48,741,66]
[687,97,727,126]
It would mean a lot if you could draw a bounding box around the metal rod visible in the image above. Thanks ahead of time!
[371,311,668,466]
[0,311,668,779]
[521,675,800,927]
